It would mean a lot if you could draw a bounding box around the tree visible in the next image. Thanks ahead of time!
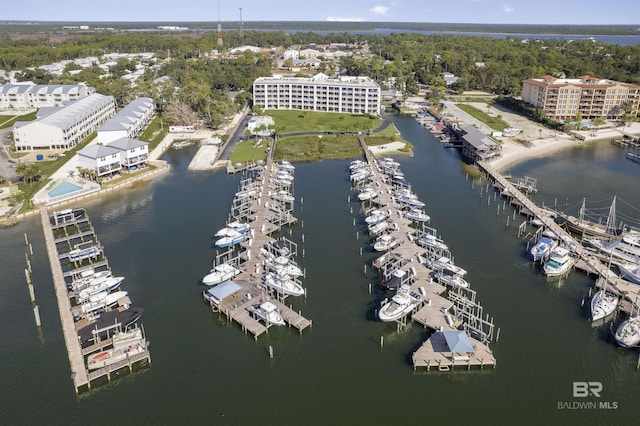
[163,99,199,126]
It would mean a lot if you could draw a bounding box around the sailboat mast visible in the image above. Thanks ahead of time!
[605,195,617,235]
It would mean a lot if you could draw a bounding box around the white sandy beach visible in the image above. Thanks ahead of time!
[369,141,406,155]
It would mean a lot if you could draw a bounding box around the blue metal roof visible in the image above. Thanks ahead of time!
[205,280,241,302]
[443,330,475,353]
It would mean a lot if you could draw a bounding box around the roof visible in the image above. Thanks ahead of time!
[77,144,121,159]
[443,330,475,353]
[254,74,379,89]
[37,93,115,131]
[107,137,148,151]
[204,280,241,302]
[461,124,499,150]
[98,97,153,132]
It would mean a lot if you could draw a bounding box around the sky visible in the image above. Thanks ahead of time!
[3,0,640,26]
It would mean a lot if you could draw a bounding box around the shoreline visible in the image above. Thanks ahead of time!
[488,136,582,172]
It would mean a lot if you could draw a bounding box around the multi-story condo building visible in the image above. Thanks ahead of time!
[97,97,155,143]
[521,75,640,120]
[253,74,380,115]
[0,83,94,110]
[13,93,116,151]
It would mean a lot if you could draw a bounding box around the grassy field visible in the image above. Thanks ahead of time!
[455,103,510,131]
[274,134,363,162]
[266,110,382,133]
[0,111,38,129]
[139,115,169,150]
[230,139,268,164]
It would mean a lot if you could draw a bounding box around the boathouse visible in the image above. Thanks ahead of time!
[460,124,501,163]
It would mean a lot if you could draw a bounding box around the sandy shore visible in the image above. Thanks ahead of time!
[489,136,581,171]
[369,141,406,155]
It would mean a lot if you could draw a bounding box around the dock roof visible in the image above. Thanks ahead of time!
[205,280,241,303]
[443,330,475,353]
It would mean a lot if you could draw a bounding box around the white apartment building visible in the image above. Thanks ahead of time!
[97,97,155,143]
[13,93,116,151]
[522,75,640,120]
[77,137,149,176]
[0,83,94,110]
[252,74,381,115]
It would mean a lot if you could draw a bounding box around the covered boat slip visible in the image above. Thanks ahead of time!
[203,280,311,338]
[412,330,496,371]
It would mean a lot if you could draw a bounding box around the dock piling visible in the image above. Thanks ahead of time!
[269,346,274,358]
[28,283,35,302]
[24,233,29,246]
[33,305,41,327]
[29,244,33,256]
[380,336,384,348]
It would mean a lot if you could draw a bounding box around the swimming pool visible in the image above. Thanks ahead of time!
[47,181,82,198]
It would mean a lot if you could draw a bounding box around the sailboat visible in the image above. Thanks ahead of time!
[614,316,640,348]
[590,277,619,321]
[555,196,624,241]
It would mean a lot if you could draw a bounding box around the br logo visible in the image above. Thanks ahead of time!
[573,382,602,397]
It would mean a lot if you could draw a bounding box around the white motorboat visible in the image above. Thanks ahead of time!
[79,290,129,318]
[215,230,248,248]
[614,316,640,347]
[202,263,241,286]
[615,261,640,285]
[67,242,102,261]
[358,187,378,201]
[373,234,400,252]
[270,190,295,203]
[542,246,576,277]
[278,161,295,172]
[214,221,250,238]
[381,268,408,291]
[75,276,125,303]
[86,328,147,370]
[397,195,425,209]
[431,256,467,276]
[263,272,304,296]
[405,209,430,223]
[233,189,257,201]
[417,234,448,252]
[264,256,303,277]
[350,169,371,182]
[69,269,112,291]
[252,301,286,326]
[530,237,558,262]
[378,285,421,322]
[434,269,469,289]
[368,221,389,237]
[365,209,387,225]
[590,289,618,321]
[597,232,640,264]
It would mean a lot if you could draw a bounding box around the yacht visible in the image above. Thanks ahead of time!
[215,230,248,248]
[615,261,640,285]
[378,285,421,322]
[67,242,102,262]
[373,234,400,252]
[252,301,286,326]
[530,237,558,262]
[614,316,640,348]
[86,328,147,370]
[590,289,618,321]
[263,272,304,297]
[597,232,640,264]
[417,234,449,252]
[542,246,576,277]
[202,263,241,286]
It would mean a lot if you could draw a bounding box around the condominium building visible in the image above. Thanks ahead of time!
[521,75,640,120]
[77,137,149,176]
[97,97,155,143]
[13,93,116,151]
[0,83,94,110]
[252,74,380,115]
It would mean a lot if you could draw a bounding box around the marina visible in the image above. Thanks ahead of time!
[40,206,150,393]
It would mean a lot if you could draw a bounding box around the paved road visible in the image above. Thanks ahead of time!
[217,108,252,161]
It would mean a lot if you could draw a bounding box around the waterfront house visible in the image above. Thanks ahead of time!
[460,124,501,163]
[77,144,122,178]
[97,97,155,143]
[107,137,149,172]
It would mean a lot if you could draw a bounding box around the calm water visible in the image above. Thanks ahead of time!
[1,116,639,424]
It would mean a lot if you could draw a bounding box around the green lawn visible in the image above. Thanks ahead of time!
[274,134,363,162]
[230,139,268,164]
[138,115,169,150]
[455,103,510,131]
[266,110,382,133]
[0,111,38,129]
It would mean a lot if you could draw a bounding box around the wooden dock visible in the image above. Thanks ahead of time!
[477,161,640,313]
[205,144,312,338]
[40,206,150,393]
[411,332,496,371]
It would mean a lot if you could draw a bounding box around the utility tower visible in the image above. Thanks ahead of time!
[217,2,223,47]
[239,7,244,45]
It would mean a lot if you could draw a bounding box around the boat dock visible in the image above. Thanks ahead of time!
[203,142,311,338]
[355,137,498,370]
[40,206,150,393]
[477,161,640,313]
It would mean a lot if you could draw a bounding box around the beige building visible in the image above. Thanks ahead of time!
[252,74,380,115]
[521,75,640,120]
